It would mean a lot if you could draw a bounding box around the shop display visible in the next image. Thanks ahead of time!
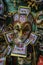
[0,0,43,65]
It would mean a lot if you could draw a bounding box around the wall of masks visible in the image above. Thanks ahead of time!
[0,0,43,65]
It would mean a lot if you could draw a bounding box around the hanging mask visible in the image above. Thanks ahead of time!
[36,11,43,24]
[36,11,43,28]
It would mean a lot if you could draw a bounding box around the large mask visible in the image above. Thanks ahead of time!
[13,21,32,43]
